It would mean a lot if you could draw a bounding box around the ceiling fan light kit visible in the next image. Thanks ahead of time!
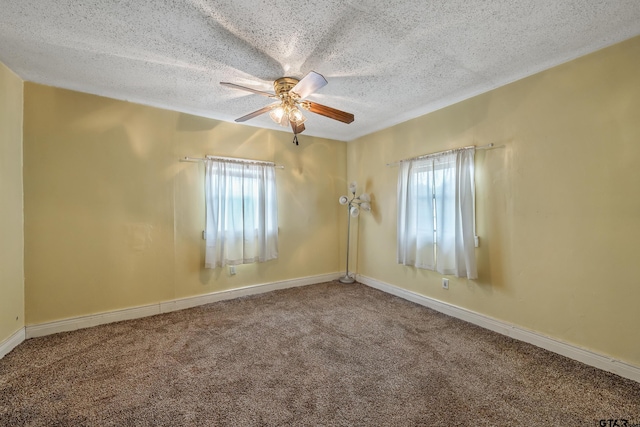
[268,77,307,131]
[221,71,354,145]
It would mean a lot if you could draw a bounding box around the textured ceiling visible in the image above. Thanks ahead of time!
[1,1,640,141]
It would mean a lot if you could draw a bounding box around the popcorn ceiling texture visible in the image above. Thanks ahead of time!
[1,0,639,141]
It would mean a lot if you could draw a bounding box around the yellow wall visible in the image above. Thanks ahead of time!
[0,61,24,342]
[23,84,346,324]
[349,36,640,366]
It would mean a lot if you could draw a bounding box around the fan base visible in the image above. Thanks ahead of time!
[338,275,355,284]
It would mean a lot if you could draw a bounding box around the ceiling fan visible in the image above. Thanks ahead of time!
[220,71,354,145]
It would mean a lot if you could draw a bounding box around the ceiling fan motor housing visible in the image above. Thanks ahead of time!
[274,77,300,99]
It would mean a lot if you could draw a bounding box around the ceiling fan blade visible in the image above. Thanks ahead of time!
[291,71,328,99]
[235,103,279,122]
[290,121,305,135]
[302,101,354,124]
[220,82,277,98]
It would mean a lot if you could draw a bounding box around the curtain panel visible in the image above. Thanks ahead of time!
[204,160,278,268]
[397,148,477,279]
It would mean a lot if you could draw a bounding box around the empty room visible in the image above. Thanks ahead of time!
[1,1,639,425]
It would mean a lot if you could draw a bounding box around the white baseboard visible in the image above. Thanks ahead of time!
[26,272,341,339]
[0,328,26,359]
[357,274,640,384]
[160,272,340,313]
[26,305,160,339]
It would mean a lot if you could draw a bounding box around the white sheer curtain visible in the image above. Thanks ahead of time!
[204,160,278,268]
[397,148,477,279]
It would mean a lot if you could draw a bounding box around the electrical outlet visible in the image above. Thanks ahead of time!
[229,265,236,276]
[442,278,449,289]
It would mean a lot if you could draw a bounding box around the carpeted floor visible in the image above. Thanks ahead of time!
[1,281,639,426]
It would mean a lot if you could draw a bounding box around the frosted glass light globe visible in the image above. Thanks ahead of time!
[339,195,349,205]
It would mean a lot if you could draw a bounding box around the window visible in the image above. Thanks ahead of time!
[204,160,278,268]
[397,148,477,279]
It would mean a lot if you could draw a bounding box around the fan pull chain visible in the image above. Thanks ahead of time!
[292,134,299,145]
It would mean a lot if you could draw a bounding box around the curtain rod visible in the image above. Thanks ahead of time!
[180,155,285,169]
[386,143,495,167]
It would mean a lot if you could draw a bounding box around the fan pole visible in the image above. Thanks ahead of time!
[339,201,355,284]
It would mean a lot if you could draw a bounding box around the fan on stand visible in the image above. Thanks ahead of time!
[221,71,354,144]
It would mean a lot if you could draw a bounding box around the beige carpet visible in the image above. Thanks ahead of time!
[1,281,639,426]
